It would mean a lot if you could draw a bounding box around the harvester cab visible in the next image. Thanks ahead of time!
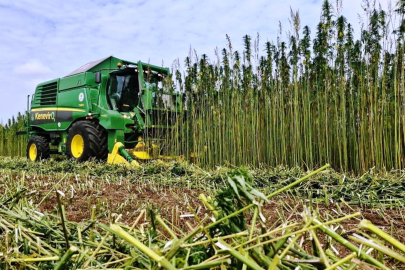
[25,56,181,166]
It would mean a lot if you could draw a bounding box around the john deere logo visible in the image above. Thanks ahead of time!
[35,112,55,122]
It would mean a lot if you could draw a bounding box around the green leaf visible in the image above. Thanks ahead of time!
[226,176,241,200]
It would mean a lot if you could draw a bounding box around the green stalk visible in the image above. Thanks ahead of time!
[156,215,178,239]
[89,205,96,242]
[9,256,60,262]
[324,252,356,270]
[181,258,231,270]
[109,224,176,270]
[349,234,405,263]
[267,232,290,258]
[359,219,405,253]
[242,206,259,270]
[310,229,330,267]
[251,248,274,268]
[199,194,219,218]
[279,218,313,259]
[165,225,203,260]
[206,164,329,230]
[181,231,248,248]
[312,219,389,270]
[184,248,191,267]
[268,255,280,270]
[243,212,360,250]
[216,239,264,270]
[54,246,78,270]
[56,191,69,249]
[82,232,110,268]
[129,209,145,232]
[36,174,68,207]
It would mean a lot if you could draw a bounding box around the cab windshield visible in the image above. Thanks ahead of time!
[107,72,139,112]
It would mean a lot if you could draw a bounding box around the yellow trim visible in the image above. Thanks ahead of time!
[29,144,37,161]
[71,134,84,158]
[132,151,151,160]
[31,107,86,112]
[107,142,139,167]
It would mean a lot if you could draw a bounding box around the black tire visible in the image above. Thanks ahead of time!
[97,124,109,161]
[27,136,50,161]
[66,121,107,162]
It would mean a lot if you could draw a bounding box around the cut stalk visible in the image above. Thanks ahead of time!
[109,224,176,270]
[56,190,69,249]
[216,239,264,270]
[54,245,78,270]
[206,164,329,230]
[312,219,389,270]
[156,215,178,239]
[181,258,231,270]
[349,233,405,263]
[324,252,356,270]
[359,219,405,254]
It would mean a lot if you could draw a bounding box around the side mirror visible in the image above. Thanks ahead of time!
[95,71,101,84]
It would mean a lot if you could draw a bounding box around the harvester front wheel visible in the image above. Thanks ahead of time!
[97,125,108,161]
[66,121,105,162]
[27,136,50,161]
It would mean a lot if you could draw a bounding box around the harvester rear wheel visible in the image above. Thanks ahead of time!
[26,136,50,161]
[66,121,106,162]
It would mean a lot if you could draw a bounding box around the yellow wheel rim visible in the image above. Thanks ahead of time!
[71,134,84,158]
[29,144,37,161]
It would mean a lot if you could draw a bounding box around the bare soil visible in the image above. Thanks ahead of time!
[30,176,405,241]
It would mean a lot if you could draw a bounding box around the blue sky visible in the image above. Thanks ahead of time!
[0,0,392,123]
